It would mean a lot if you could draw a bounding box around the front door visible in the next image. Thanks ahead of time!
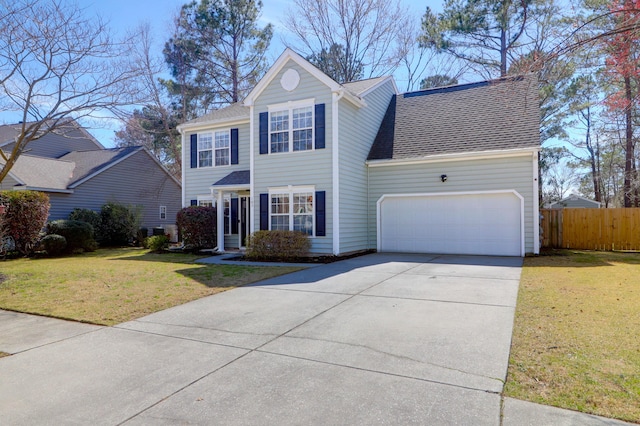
[240,196,249,247]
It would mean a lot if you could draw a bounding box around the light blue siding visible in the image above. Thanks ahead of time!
[252,60,334,253]
[338,79,395,253]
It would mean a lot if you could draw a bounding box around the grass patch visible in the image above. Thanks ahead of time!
[505,250,640,423]
[0,248,301,326]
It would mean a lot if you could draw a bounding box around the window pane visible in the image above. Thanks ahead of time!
[293,107,312,129]
[271,215,289,231]
[293,215,313,235]
[199,150,212,167]
[293,129,313,151]
[198,134,212,150]
[270,132,289,153]
[215,148,229,166]
[198,200,213,207]
[270,110,289,132]
[293,193,313,214]
[271,194,289,214]
[214,131,229,148]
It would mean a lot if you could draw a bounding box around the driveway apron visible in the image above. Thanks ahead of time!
[0,253,522,425]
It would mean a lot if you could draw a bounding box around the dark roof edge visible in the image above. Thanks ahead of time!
[403,75,526,98]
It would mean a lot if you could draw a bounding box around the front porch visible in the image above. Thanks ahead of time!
[211,170,251,253]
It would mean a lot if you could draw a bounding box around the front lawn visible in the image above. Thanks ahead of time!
[0,248,301,326]
[505,250,640,423]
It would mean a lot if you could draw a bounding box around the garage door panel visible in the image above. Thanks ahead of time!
[380,192,521,256]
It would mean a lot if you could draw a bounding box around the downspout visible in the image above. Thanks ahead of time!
[332,89,345,255]
[180,129,186,207]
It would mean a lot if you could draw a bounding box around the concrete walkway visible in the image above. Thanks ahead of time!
[0,253,634,425]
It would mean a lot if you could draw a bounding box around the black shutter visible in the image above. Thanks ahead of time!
[315,104,325,149]
[231,198,238,234]
[190,134,198,168]
[315,191,326,237]
[259,112,268,154]
[231,128,239,164]
[260,193,269,230]
[190,199,197,206]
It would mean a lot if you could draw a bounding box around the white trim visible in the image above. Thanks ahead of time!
[267,98,315,112]
[358,76,399,98]
[533,151,540,255]
[178,118,249,133]
[376,190,525,257]
[249,105,255,235]
[332,91,342,255]
[366,147,540,168]
[216,190,224,252]
[159,205,167,220]
[243,49,365,109]
[267,186,316,237]
[181,131,186,207]
[11,186,73,194]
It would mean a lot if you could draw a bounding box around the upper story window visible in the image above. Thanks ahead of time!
[193,129,235,168]
[261,100,323,155]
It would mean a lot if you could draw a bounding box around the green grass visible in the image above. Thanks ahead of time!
[0,248,301,326]
[505,250,640,423]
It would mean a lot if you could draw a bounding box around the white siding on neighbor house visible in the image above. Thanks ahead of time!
[367,154,537,254]
[47,150,182,230]
[183,121,250,205]
[252,60,334,254]
[338,79,395,254]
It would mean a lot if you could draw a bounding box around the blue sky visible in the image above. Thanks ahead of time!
[3,0,439,146]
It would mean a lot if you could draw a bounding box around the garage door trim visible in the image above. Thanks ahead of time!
[376,190,525,256]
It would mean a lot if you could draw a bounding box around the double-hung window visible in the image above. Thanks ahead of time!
[269,188,314,236]
[197,133,213,167]
[269,102,314,154]
[197,130,230,167]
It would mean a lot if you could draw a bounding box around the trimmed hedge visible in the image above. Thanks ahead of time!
[0,190,50,256]
[68,208,101,234]
[41,234,67,256]
[145,235,169,252]
[47,219,97,253]
[245,230,311,260]
[176,206,216,250]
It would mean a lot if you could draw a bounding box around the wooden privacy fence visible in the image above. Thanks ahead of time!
[541,208,640,251]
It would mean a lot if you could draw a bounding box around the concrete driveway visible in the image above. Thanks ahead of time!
[2,252,620,425]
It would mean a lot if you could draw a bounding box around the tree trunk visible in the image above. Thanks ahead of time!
[623,75,634,207]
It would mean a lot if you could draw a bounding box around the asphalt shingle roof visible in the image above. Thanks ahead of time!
[367,75,540,161]
[212,170,250,186]
[183,103,250,126]
[5,155,75,190]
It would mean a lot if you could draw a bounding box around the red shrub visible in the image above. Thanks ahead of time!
[0,190,50,255]
[176,206,217,250]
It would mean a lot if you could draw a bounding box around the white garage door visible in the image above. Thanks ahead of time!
[379,192,522,256]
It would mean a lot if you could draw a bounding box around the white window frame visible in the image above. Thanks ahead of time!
[268,186,315,236]
[197,133,213,168]
[268,99,315,154]
[159,206,167,220]
[197,196,214,207]
[214,130,231,167]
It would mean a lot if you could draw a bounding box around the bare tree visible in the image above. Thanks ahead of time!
[283,0,412,82]
[0,0,147,183]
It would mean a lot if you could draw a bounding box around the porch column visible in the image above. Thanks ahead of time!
[216,190,224,252]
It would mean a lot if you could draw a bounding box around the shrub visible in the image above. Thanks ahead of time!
[47,219,96,253]
[176,206,216,250]
[145,235,169,253]
[41,234,67,256]
[245,230,311,260]
[68,208,101,233]
[0,190,50,256]
[136,228,149,247]
[98,202,141,246]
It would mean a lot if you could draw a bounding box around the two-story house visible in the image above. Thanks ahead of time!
[179,49,540,257]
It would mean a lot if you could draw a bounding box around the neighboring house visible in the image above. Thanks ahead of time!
[549,194,601,209]
[178,48,540,257]
[0,121,182,233]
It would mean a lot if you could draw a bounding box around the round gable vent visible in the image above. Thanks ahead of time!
[280,68,300,92]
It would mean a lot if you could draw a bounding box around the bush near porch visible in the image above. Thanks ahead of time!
[245,230,311,260]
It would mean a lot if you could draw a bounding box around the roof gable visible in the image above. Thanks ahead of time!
[3,155,75,191]
[368,75,540,162]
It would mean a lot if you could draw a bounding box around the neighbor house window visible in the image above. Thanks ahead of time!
[269,188,314,236]
[269,103,313,153]
[197,133,213,167]
[159,206,167,220]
